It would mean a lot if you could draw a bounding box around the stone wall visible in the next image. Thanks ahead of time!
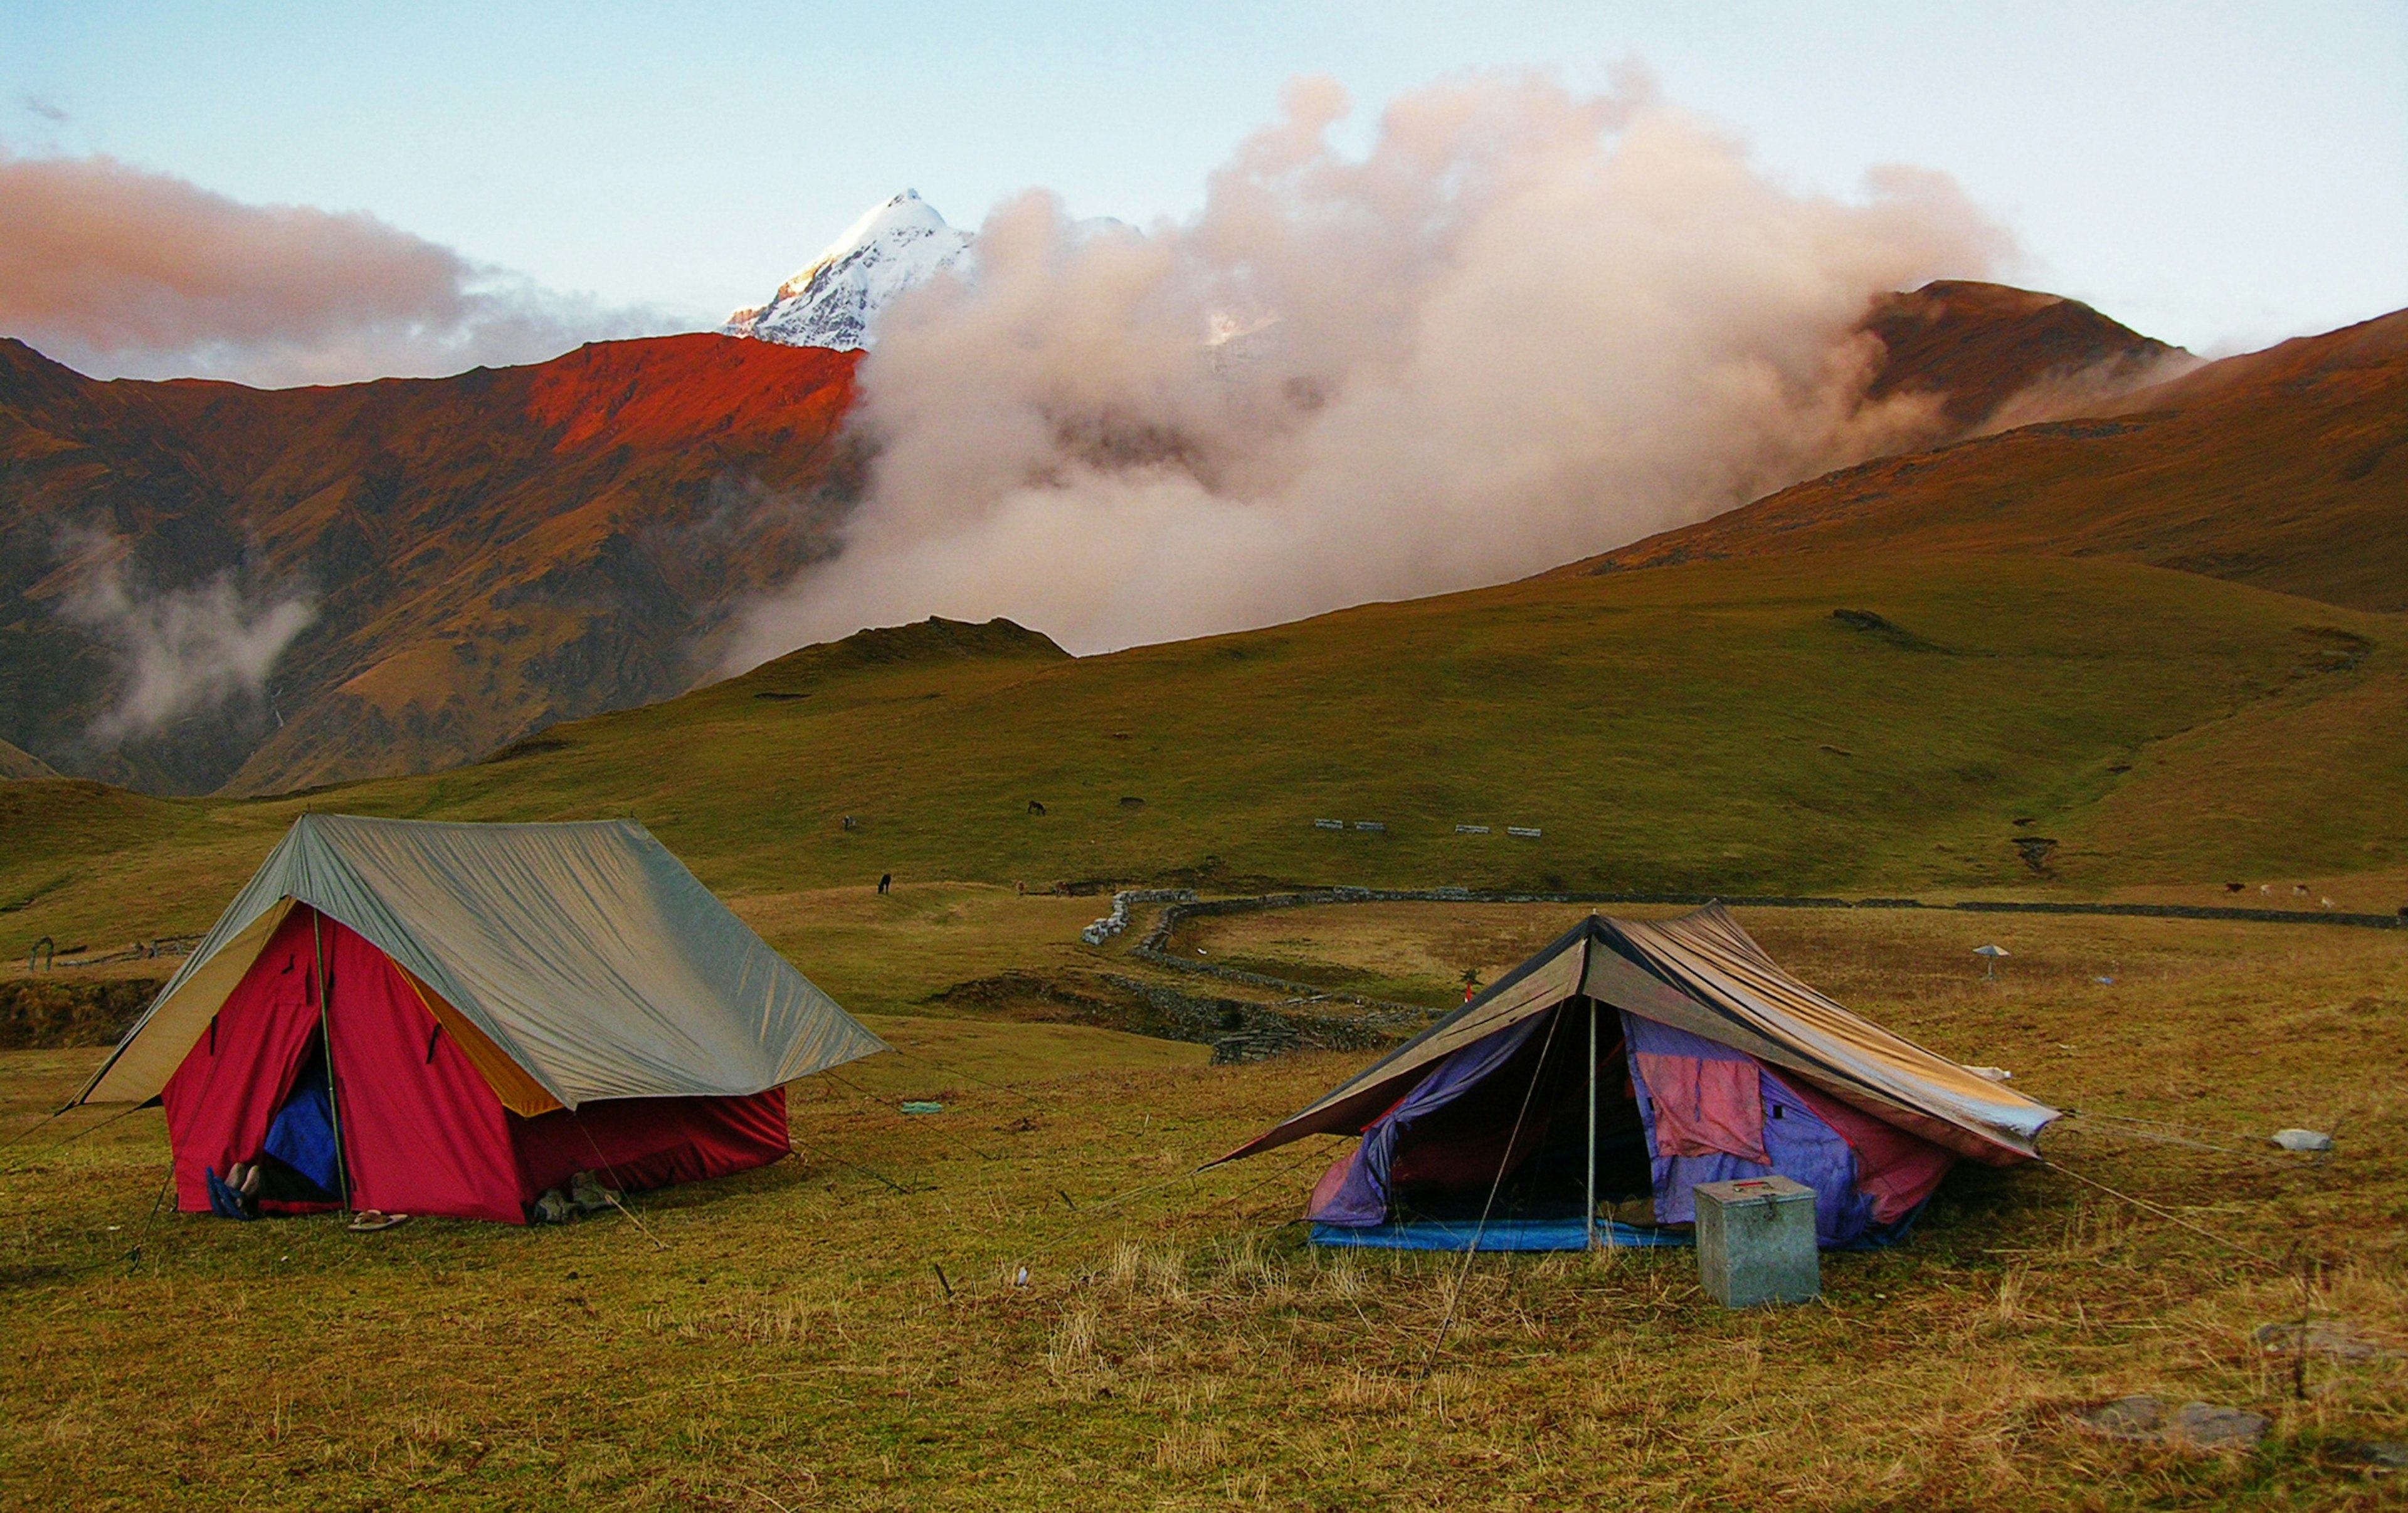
[0,977,159,1050]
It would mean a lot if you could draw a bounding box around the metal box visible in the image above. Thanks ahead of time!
[1694,1174,1819,1307]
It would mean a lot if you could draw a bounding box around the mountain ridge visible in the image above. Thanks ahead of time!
[1549,306,2408,613]
[1857,279,2190,431]
[0,334,862,796]
[0,735,55,780]
[0,278,2196,798]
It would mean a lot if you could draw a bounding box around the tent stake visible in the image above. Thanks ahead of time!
[1585,996,1598,1254]
[310,910,354,1212]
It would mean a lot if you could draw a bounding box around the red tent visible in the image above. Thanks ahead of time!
[79,816,887,1223]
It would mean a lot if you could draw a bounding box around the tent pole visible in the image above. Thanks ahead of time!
[310,909,353,1212]
[1585,996,1598,1253]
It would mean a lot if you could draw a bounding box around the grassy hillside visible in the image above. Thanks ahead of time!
[0,736,55,780]
[5,551,2401,960]
[1859,279,2182,429]
[1556,308,2408,614]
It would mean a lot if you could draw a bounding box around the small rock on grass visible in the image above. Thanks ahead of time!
[2170,1403,2271,1448]
[2255,1321,2400,1361]
[2077,1395,2269,1450]
[2327,1440,2407,1473]
[2079,1396,2166,1442]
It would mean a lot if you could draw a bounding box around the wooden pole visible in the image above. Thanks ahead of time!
[310,910,353,1211]
[1585,997,1598,1253]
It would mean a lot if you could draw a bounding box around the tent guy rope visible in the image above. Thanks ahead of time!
[2039,1156,2283,1272]
[0,1101,146,1175]
[1420,1000,1566,1377]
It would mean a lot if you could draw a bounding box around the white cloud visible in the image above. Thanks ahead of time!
[729,70,2012,666]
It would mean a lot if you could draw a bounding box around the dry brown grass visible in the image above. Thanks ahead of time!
[2,905,2402,1509]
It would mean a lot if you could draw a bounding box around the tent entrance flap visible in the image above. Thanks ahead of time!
[1312,999,1651,1232]
[159,909,342,1215]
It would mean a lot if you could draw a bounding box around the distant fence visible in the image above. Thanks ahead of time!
[1097,974,1428,1063]
[1073,885,2402,1060]
[1946,899,2404,929]
[1080,888,1198,946]
[1099,885,2404,1002]
[1139,887,2402,932]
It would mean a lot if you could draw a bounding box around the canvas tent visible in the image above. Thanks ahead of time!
[1219,906,2059,1250]
[77,814,886,1223]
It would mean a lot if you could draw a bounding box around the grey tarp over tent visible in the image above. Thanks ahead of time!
[1222,905,2059,1168]
[79,814,886,1110]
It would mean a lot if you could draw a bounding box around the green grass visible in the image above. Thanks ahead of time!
[5,551,2405,967]
[4,905,2402,1510]
[724,883,1108,1020]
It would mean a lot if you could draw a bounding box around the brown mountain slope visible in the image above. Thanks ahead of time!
[1553,308,2408,613]
[1860,280,2187,430]
[0,278,2165,798]
[0,335,861,794]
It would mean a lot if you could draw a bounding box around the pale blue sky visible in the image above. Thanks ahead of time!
[6,0,2402,354]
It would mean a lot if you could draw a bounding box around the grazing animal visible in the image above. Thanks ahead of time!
[877,873,892,895]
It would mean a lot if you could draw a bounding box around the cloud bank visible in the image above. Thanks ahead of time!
[729,71,2015,666]
[58,534,315,744]
[0,150,674,386]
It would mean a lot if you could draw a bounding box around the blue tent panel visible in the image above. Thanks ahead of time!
[1310,1218,1690,1252]
[263,1077,342,1195]
[1310,1210,1926,1253]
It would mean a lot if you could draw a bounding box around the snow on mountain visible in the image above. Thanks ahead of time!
[724,191,973,351]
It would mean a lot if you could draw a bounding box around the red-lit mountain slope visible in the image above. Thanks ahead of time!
[0,335,860,794]
[1553,308,2408,613]
[0,279,2165,798]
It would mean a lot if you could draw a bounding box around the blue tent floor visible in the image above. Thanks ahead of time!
[1311,1218,1690,1252]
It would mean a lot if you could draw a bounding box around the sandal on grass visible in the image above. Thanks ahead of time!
[346,1210,411,1233]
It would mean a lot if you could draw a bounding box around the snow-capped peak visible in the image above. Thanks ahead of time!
[724,191,974,352]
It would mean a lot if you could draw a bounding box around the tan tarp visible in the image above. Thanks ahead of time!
[78,815,886,1109]
[1221,905,2058,1165]
[78,899,295,1109]
[1598,906,2055,1161]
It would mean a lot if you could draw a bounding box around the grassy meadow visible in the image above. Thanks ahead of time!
[4,550,2406,972]
[4,900,2404,1510]
[4,541,2405,1507]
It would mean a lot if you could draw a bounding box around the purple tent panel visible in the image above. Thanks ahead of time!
[1625,1011,1878,1246]
[1307,1010,1553,1226]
